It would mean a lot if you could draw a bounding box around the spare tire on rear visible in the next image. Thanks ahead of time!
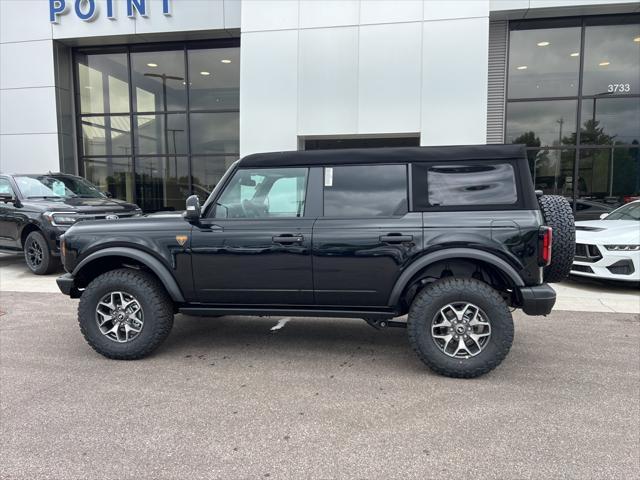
[538,195,575,283]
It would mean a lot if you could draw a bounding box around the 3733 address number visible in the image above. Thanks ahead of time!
[607,83,631,93]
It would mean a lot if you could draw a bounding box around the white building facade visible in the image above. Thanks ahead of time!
[1,0,639,212]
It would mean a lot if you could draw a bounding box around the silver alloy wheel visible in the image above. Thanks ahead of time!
[95,291,144,343]
[26,240,43,268]
[431,302,491,358]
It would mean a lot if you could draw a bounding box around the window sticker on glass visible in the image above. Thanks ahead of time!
[52,181,66,196]
[325,167,333,187]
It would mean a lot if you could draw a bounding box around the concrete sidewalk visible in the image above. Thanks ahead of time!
[1,252,638,313]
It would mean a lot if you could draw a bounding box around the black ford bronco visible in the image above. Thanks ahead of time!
[57,145,575,378]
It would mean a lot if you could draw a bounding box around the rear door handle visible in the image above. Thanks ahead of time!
[380,234,413,244]
[273,234,304,244]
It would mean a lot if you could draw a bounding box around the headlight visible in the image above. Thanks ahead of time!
[604,245,640,251]
[44,212,79,226]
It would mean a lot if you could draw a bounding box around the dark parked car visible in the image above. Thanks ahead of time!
[0,173,141,274]
[56,145,575,378]
[572,199,614,221]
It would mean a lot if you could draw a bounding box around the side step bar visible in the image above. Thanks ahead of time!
[179,306,400,321]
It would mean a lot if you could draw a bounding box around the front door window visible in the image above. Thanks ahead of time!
[214,168,308,219]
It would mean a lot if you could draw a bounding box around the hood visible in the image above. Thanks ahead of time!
[23,196,139,214]
[65,214,187,235]
[575,219,640,244]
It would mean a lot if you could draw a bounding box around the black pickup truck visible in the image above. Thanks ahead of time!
[56,145,575,378]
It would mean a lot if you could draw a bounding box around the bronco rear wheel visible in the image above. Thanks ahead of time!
[78,268,174,360]
[407,278,514,378]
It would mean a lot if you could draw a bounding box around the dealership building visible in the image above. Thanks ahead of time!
[0,0,638,212]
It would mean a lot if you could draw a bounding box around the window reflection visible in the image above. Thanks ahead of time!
[135,156,189,212]
[134,114,187,155]
[506,100,577,147]
[188,48,240,111]
[528,149,576,196]
[582,24,640,96]
[131,50,186,111]
[77,52,130,114]
[579,148,640,203]
[83,157,135,203]
[190,112,240,154]
[580,97,640,145]
[81,115,132,156]
[508,27,581,99]
[191,156,238,203]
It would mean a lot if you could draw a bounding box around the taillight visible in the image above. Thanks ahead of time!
[538,227,552,267]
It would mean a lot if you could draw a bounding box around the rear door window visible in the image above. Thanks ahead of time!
[323,164,408,217]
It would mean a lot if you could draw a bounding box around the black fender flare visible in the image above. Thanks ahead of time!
[387,248,524,307]
[72,247,185,303]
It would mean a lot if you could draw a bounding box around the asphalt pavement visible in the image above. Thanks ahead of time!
[1,291,638,479]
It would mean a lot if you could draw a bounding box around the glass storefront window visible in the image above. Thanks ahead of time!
[81,115,132,156]
[77,52,130,114]
[507,18,639,216]
[528,149,576,196]
[134,114,188,155]
[131,50,186,112]
[506,100,577,147]
[83,157,135,203]
[580,97,640,145]
[508,27,581,99]
[190,112,240,155]
[75,42,240,211]
[134,156,189,212]
[191,156,238,203]
[582,24,640,96]
[188,48,240,111]
[578,148,640,203]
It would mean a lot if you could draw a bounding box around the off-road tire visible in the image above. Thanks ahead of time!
[407,278,514,378]
[538,195,575,283]
[78,268,174,360]
[24,231,59,275]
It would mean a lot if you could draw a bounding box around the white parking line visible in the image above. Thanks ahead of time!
[270,317,290,331]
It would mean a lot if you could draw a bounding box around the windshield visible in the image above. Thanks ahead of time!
[605,202,640,221]
[15,175,105,199]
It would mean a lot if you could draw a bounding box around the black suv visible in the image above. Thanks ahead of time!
[0,173,141,274]
[56,145,575,378]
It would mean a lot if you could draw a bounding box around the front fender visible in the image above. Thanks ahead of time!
[72,247,185,303]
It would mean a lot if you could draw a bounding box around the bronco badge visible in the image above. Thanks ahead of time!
[175,235,188,247]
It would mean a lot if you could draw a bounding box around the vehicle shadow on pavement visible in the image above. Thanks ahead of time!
[161,313,423,371]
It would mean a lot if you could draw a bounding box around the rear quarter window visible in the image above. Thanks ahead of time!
[412,162,520,210]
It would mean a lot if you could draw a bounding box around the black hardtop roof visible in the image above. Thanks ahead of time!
[239,144,526,168]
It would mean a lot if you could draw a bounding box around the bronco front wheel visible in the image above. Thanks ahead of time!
[78,269,174,360]
[407,278,514,378]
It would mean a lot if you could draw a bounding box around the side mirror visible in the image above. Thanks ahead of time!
[184,195,201,222]
[599,213,608,219]
[103,191,113,198]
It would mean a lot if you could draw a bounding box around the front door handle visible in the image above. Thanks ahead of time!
[273,234,304,244]
[380,234,413,244]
